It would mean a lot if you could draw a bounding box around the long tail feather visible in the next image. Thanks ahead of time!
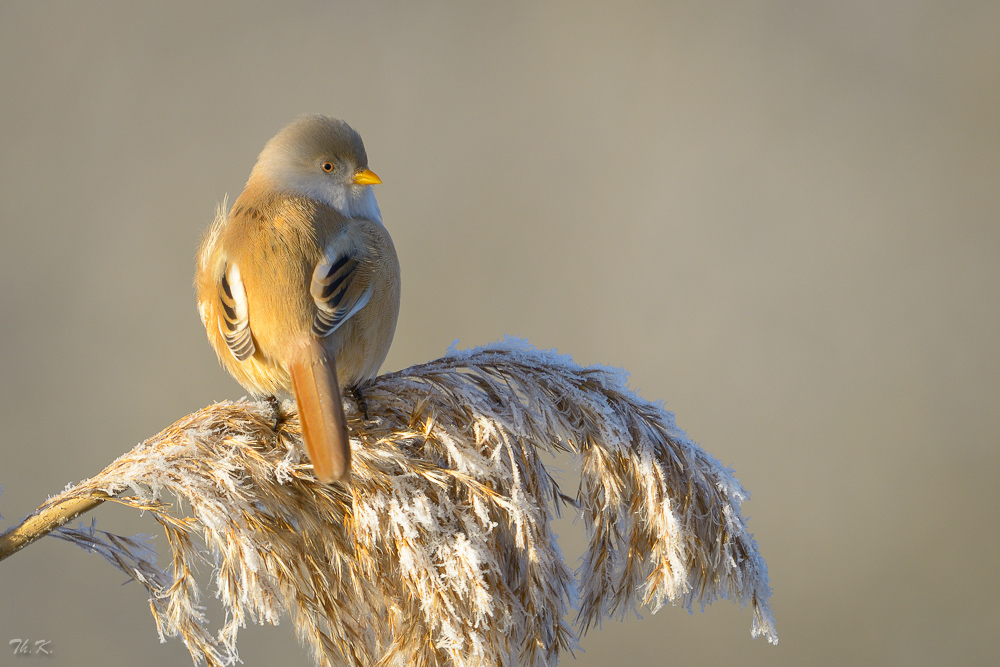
[289,341,351,483]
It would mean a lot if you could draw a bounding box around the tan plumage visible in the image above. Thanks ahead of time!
[195,115,400,482]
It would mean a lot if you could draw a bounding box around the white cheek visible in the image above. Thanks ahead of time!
[291,175,350,216]
[274,170,382,223]
[347,186,383,225]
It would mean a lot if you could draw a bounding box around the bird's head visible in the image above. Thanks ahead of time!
[250,114,383,223]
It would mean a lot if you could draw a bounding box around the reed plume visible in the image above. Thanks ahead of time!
[0,339,777,666]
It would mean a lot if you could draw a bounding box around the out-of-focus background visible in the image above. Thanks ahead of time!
[1,2,997,665]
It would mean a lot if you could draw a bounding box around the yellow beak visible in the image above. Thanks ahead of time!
[353,168,382,185]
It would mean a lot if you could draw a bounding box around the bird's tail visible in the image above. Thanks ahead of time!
[289,340,351,483]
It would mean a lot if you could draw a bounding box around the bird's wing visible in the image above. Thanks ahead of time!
[310,229,374,338]
[218,262,255,360]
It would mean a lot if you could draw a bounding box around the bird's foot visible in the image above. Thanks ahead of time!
[265,395,284,432]
[352,386,371,421]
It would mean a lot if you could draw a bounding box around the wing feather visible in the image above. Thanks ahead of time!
[219,263,255,361]
[310,230,373,338]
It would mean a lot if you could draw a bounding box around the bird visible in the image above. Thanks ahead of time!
[195,115,401,483]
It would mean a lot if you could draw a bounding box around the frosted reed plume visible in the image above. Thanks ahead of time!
[19,339,777,666]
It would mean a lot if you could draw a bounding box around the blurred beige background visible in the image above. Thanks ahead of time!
[1,2,998,665]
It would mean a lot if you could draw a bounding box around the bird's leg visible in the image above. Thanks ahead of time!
[352,386,371,421]
[265,395,284,433]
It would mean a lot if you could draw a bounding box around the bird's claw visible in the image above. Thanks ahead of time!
[352,386,371,421]
[265,395,283,432]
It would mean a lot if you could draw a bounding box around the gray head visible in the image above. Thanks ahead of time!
[250,115,382,223]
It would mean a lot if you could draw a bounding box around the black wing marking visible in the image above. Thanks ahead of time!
[310,232,374,338]
[219,263,255,361]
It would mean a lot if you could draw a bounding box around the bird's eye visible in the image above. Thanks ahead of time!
[321,162,335,173]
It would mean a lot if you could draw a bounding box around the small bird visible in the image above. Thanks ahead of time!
[195,115,401,483]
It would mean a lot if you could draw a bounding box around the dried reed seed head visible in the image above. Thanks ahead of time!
[47,340,776,667]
